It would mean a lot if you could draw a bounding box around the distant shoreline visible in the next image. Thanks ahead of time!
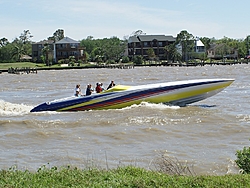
[0,60,248,73]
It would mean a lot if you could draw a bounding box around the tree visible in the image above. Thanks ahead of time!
[48,29,64,42]
[12,45,25,62]
[102,37,126,62]
[164,43,181,63]
[131,30,146,36]
[83,36,126,63]
[175,30,195,62]
[19,30,33,44]
[235,146,250,174]
[0,43,13,62]
[0,38,11,62]
[80,36,96,55]
[9,30,33,61]
[91,47,103,62]
[147,48,155,61]
[42,43,51,66]
[245,36,250,56]
[0,38,9,47]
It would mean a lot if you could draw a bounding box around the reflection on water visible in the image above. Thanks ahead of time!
[0,65,249,175]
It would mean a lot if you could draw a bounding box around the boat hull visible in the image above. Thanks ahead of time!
[30,78,234,112]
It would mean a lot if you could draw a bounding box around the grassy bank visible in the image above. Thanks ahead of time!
[0,62,135,72]
[0,62,43,69]
[0,166,249,187]
[1,60,248,72]
[0,62,97,70]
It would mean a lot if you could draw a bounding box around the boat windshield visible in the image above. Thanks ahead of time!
[103,85,131,93]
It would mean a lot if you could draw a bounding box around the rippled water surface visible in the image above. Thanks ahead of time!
[0,65,249,175]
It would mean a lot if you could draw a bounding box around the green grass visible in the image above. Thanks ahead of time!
[1,166,249,187]
[1,60,247,71]
[0,62,44,69]
[0,62,99,71]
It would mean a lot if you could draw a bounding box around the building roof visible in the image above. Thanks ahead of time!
[128,35,175,43]
[196,40,204,47]
[35,39,54,44]
[20,55,32,60]
[55,37,80,44]
[208,43,226,50]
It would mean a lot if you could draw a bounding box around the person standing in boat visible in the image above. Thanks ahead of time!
[74,84,82,97]
[86,84,93,96]
[107,80,115,90]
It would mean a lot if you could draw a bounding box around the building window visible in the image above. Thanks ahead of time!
[135,42,141,48]
[70,43,78,48]
[135,49,141,55]
[159,49,164,54]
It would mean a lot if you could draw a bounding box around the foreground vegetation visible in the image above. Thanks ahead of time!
[1,149,250,187]
[1,165,250,187]
[2,142,250,188]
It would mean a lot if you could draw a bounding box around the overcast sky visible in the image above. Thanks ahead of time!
[1,0,249,42]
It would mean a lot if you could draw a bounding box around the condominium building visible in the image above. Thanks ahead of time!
[127,35,176,60]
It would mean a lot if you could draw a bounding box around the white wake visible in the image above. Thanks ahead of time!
[0,100,33,116]
[120,101,180,110]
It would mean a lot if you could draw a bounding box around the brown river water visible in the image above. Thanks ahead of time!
[0,64,249,175]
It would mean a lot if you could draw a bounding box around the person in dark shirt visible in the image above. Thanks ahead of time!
[86,84,93,96]
[107,80,115,90]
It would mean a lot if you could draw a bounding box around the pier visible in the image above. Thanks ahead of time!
[8,67,38,74]
[142,60,249,67]
[99,64,134,69]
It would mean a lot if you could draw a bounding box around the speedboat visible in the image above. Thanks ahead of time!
[30,78,234,112]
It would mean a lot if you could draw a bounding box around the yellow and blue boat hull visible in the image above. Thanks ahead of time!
[30,78,234,112]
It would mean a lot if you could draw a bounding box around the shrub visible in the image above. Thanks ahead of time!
[77,60,83,66]
[122,56,129,63]
[235,146,250,174]
[106,59,116,64]
[58,59,64,65]
[150,152,195,176]
[133,55,144,65]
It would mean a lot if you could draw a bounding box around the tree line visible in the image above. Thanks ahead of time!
[0,29,250,64]
[80,36,128,64]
